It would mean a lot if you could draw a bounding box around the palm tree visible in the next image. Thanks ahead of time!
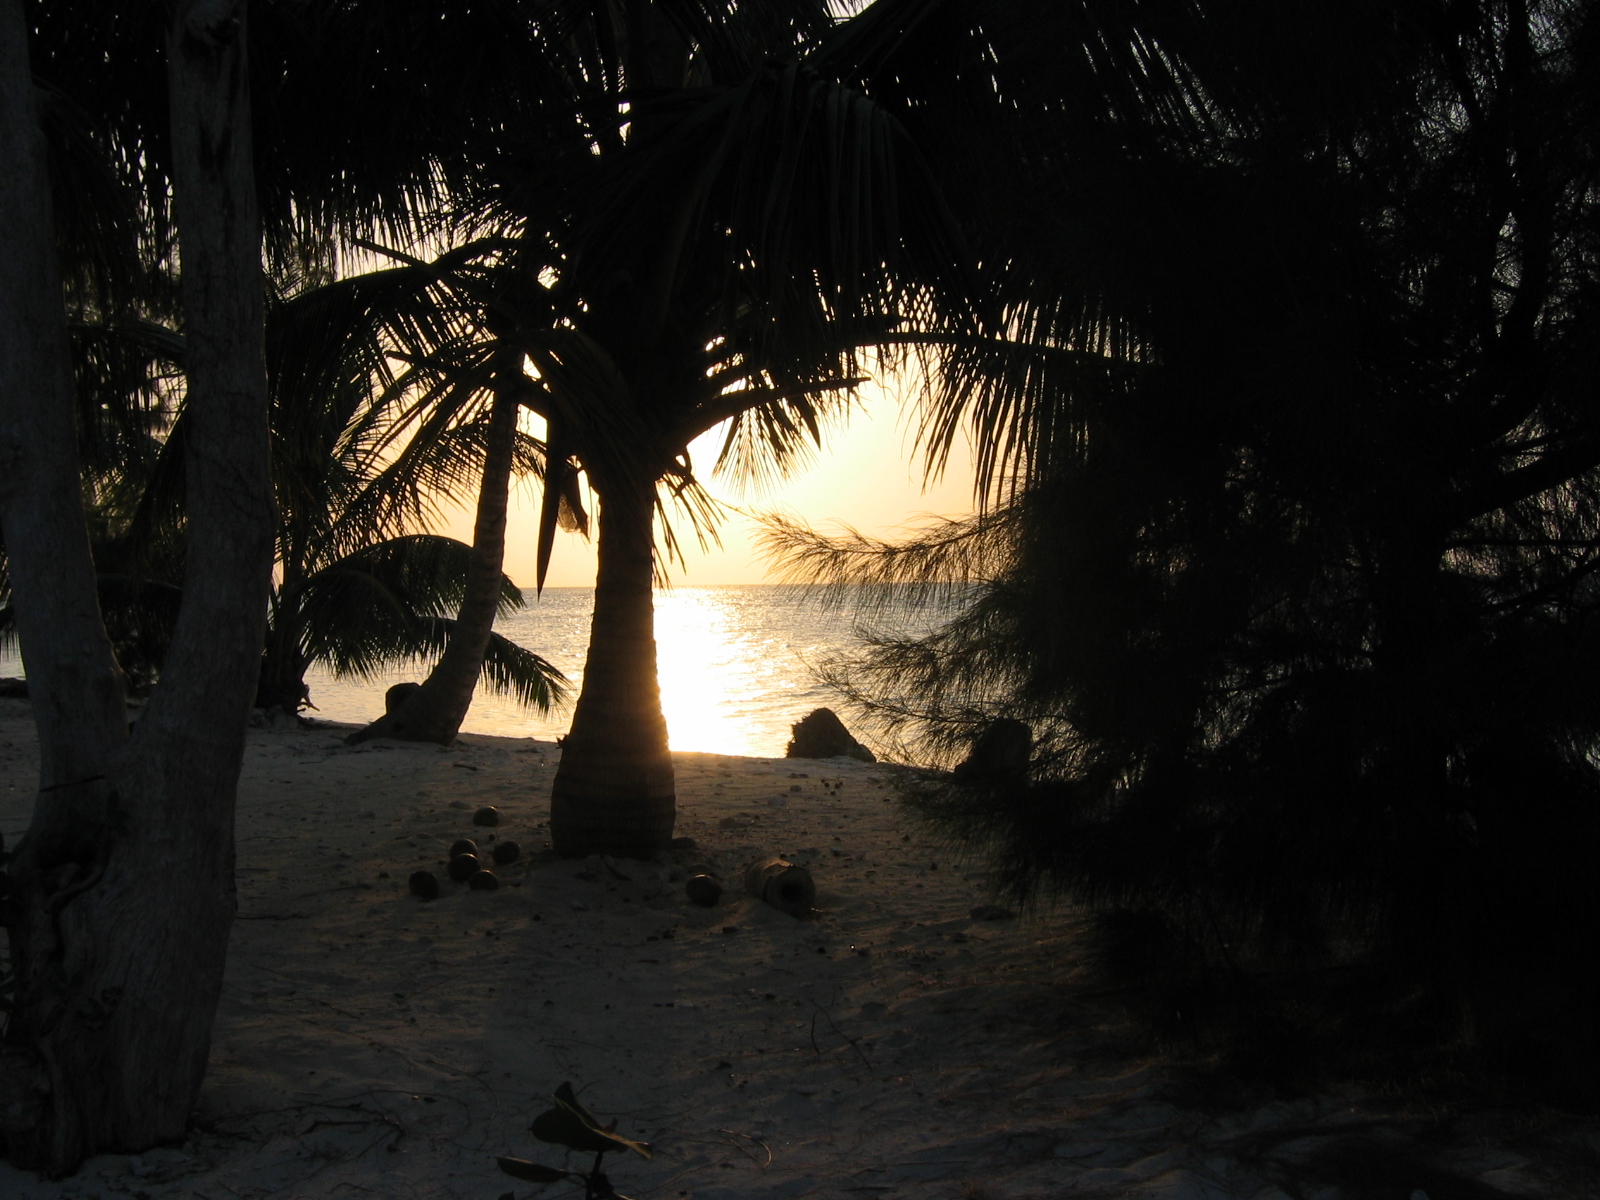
[307,239,588,744]
[437,0,981,858]
[259,259,570,722]
[1,253,571,723]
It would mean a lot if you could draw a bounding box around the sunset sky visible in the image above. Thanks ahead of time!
[436,383,979,587]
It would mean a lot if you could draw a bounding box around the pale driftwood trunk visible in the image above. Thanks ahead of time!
[549,476,676,858]
[346,384,521,744]
[0,1,273,1174]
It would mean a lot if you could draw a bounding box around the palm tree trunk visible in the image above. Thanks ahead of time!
[549,474,676,858]
[0,3,275,1173]
[346,384,520,744]
[256,584,311,714]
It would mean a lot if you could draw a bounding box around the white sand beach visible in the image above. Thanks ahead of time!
[0,700,1577,1199]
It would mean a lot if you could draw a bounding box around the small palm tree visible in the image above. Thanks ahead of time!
[445,0,982,858]
[263,532,565,718]
[232,234,587,744]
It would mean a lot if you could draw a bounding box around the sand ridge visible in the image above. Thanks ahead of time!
[0,701,1579,1199]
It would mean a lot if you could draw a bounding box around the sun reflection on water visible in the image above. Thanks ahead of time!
[653,588,815,757]
[69,586,959,759]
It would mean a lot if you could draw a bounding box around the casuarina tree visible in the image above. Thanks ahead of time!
[771,0,1600,1088]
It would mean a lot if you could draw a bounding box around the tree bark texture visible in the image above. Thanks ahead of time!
[0,0,130,808]
[0,1,274,1173]
[549,477,676,858]
[346,385,521,744]
[0,0,131,1162]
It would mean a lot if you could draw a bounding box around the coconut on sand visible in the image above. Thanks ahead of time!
[0,701,1573,1198]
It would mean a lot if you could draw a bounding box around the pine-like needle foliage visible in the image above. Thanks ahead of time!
[770,0,1600,1092]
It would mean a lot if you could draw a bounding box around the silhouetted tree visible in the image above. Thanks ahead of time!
[0,0,274,1169]
[258,266,567,719]
[311,241,587,745]
[438,0,980,858]
[0,0,576,1170]
[772,0,1600,1088]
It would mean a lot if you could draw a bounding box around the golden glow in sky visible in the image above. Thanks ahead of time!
[434,384,978,587]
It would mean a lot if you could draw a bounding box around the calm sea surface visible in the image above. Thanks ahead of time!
[1,585,956,758]
[316,585,956,755]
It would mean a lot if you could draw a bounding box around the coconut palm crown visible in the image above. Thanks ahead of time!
[411,0,984,857]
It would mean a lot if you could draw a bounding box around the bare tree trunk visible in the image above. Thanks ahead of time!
[346,385,520,744]
[0,1,273,1174]
[0,0,129,805]
[549,474,676,858]
[0,0,131,1160]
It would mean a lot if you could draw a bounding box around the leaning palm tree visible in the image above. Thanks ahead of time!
[75,258,571,721]
[308,238,591,744]
[260,255,570,726]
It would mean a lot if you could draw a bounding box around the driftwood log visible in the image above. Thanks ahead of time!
[743,856,815,917]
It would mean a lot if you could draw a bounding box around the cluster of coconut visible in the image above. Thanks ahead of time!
[409,805,520,900]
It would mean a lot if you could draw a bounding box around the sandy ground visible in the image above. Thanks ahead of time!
[0,699,1590,1200]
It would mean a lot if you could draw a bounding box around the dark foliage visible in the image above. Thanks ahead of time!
[771,0,1600,1093]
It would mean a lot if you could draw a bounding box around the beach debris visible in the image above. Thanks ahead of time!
[492,840,521,865]
[743,856,816,917]
[449,838,478,859]
[408,870,440,900]
[785,707,875,761]
[970,904,1016,921]
[685,874,722,906]
[469,868,499,891]
[500,1083,651,1199]
[473,805,501,827]
[448,852,480,882]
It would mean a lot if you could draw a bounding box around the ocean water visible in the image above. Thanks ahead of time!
[0,586,958,757]
[309,585,950,756]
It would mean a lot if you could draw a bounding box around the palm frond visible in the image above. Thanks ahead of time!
[478,628,569,711]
